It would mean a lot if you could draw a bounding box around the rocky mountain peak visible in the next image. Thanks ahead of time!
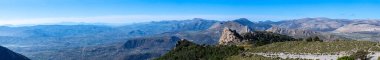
[239,26,252,34]
[191,18,206,21]
[218,28,243,45]
[232,18,254,26]
[233,18,250,22]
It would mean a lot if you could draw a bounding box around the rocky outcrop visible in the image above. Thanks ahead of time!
[218,28,243,45]
[233,18,272,31]
[266,26,349,41]
[266,26,319,38]
[239,26,252,34]
[275,17,351,32]
[207,19,255,35]
[271,18,380,41]
[334,20,380,33]
[208,21,246,33]
[0,46,30,60]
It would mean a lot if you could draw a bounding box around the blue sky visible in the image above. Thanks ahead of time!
[0,0,380,25]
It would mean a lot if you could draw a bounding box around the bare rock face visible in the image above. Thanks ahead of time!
[266,26,318,38]
[218,28,243,45]
[275,17,351,32]
[334,20,380,33]
[239,26,252,34]
[266,26,349,41]
[208,21,246,33]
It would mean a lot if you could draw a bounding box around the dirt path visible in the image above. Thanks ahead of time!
[252,52,346,60]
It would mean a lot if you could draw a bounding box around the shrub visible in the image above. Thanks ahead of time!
[156,40,244,60]
[337,56,354,60]
[350,50,370,60]
[240,31,297,46]
[338,50,370,60]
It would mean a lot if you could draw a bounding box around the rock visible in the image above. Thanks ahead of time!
[266,26,349,41]
[275,17,351,32]
[266,26,318,38]
[334,20,380,33]
[239,26,252,34]
[218,28,243,45]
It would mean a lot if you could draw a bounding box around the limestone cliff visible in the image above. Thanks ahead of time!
[218,28,243,45]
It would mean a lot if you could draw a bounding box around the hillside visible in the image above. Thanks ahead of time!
[155,40,244,60]
[158,39,380,60]
[274,17,352,32]
[250,41,380,54]
[272,18,380,41]
[0,19,219,60]
[156,29,299,60]
[157,28,380,60]
[266,26,350,41]
[0,46,29,60]
[334,20,380,33]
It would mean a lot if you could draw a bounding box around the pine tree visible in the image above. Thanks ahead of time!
[313,36,322,42]
[306,37,313,42]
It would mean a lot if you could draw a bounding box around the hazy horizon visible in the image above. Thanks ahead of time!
[1,0,380,25]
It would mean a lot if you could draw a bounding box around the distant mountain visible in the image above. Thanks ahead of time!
[266,26,350,41]
[266,26,319,38]
[0,46,29,60]
[207,20,248,33]
[118,18,218,36]
[334,20,380,33]
[274,17,352,32]
[270,18,380,41]
[6,18,218,60]
[208,18,269,34]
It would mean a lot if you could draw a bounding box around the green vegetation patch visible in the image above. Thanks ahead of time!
[155,40,244,60]
[241,31,298,47]
[250,41,379,54]
[227,54,311,60]
[227,54,278,60]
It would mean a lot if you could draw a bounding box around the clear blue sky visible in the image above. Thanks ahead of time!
[0,0,380,25]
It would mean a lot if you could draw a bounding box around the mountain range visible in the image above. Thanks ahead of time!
[1,17,380,60]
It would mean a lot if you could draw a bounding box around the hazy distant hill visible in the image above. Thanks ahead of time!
[274,17,352,32]
[117,18,218,36]
[266,26,350,41]
[272,18,380,41]
[334,20,380,33]
[0,18,219,60]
